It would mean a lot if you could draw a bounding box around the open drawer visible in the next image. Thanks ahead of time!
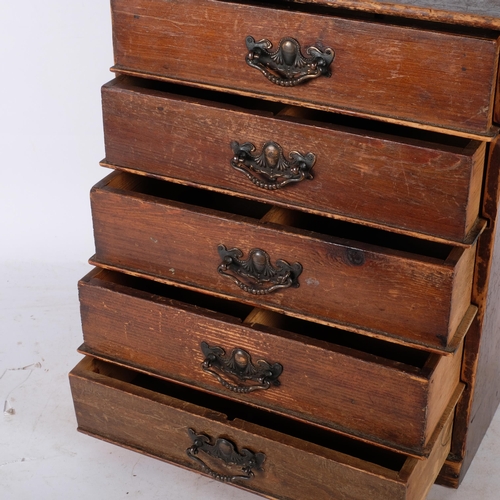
[110,0,499,137]
[70,356,458,500]
[90,170,477,352]
[78,267,464,456]
[101,76,486,244]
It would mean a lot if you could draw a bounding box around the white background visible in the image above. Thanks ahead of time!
[0,2,499,499]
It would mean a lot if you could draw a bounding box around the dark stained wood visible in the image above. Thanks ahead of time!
[437,135,500,487]
[101,76,486,244]
[495,65,500,126]
[78,267,463,455]
[72,1,500,496]
[89,170,476,352]
[110,0,499,137]
[69,356,456,500]
[463,138,500,473]
[288,0,500,30]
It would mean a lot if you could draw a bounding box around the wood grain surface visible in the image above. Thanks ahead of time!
[437,135,500,486]
[110,0,499,136]
[89,170,476,351]
[70,356,455,500]
[78,267,463,455]
[102,76,486,243]
[286,0,500,29]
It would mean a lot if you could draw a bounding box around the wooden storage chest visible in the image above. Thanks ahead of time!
[71,1,500,498]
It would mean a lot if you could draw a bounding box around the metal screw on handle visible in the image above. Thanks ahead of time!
[186,428,266,483]
[201,341,283,393]
[217,244,302,295]
[245,35,335,87]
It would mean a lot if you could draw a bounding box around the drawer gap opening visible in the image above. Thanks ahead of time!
[90,357,407,472]
[276,106,473,150]
[262,206,453,259]
[111,173,454,260]
[243,308,429,369]
[90,269,430,369]
[117,76,289,117]
[107,171,271,219]
[91,268,254,321]
[117,76,474,151]
[217,0,499,38]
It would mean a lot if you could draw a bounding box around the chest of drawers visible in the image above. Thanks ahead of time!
[70,1,500,498]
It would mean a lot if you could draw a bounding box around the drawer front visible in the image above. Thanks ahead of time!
[70,356,456,500]
[102,77,486,244]
[111,0,499,136]
[78,268,463,455]
[90,171,476,351]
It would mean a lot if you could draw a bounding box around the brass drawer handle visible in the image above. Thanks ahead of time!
[187,428,266,483]
[231,140,315,190]
[217,244,302,295]
[201,341,283,393]
[245,35,334,87]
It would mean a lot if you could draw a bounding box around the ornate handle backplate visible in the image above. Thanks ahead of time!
[217,244,302,295]
[187,428,266,483]
[231,140,315,190]
[246,35,335,87]
[201,341,283,393]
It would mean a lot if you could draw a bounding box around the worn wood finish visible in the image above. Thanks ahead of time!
[71,0,500,495]
[110,0,499,137]
[287,0,500,30]
[460,138,500,476]
[495,68,500,127]
[437,136,500,487]
[101,76,486,244]
[78,267,463,455]
[70,356,456,500]
[89,170,476,351]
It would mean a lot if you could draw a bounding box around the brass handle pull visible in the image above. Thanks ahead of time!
[245,36,334,87]
[231,140,315,190]
[187,428,266,483]
[217,244,302,295]
[201,341,283,393]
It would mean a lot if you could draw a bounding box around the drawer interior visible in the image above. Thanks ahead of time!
[92,269,432,370]
[111,0,498,137]
[106,171,455,261]
[88,356,408,472]
[122,76,474,150]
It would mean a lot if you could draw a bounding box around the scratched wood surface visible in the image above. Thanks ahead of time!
[110,0,499,137]
[70,356,455,500]
[287,0,500,29]
[89,170,476,351]
[78,267,463,455]
[437,136,500,487]
[76,0,500,494]
[102,76,486,244]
